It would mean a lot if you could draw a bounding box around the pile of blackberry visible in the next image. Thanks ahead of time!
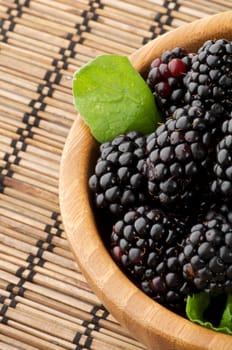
[88,39,232,316]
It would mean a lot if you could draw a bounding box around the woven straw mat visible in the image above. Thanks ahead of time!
[0,1,232,349]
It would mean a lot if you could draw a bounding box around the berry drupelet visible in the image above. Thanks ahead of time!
[111,206,192,313]
[211,116,232,197]
[179,203,232,296]
[146,47,193,118]
[88,131,148,216]
[184,39,232,112]
[144,102,224,208]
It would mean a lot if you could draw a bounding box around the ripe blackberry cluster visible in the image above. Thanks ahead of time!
[146,47,193,117]
[179,202,232,296]
[88,131,147,216]
[211,115,232,196]
[88,38,232,315]
[144,102,224,208]
[111,206,192,313]
[184,39,232,112]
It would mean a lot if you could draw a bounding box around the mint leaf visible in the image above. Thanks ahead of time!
[186,293,232,335]
[72,55,162,142]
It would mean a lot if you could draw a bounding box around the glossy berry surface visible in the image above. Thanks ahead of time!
[146,47,192,117]
[168,58,187,77]
[184,39,232,112]
[211,116,232,197]
[88,131,148,216]
[179,203,232,296]
[144,103,224,208]
[111,206,191,313]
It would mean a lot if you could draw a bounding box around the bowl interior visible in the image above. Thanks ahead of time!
[60,11,232,350]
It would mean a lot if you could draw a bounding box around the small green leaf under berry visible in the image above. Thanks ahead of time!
[186,292,232,335]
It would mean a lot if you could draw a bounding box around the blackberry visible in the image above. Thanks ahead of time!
[88,131,148,216]
[111,206,192,313]
[144,103,224,208]
[211,116,232,197]
[180,203,232,296]
[146,47,193,117]
[184,39,232,112]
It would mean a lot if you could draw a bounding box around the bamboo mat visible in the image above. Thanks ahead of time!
[0,1,232,349]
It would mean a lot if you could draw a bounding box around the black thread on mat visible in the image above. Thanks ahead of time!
[0,145,21,187]
[10,139,25,152]
[0,296,5,304]
[0,1,27,43]
[0,0,105,334]
[0,237,50,324]
[14,0,104,142]
[0,89,47,184]
[3,152,20,165]
[0,173,8,190]
[0,262,39,325]
[7,93,46,183]
[73,333,82,346]
[13,0,104,141]
[49,211,63,231]
[143,0,180,44]
[0,132,29,185]
[16,126,34,140]
[0,275,29,325]
[36,238,55,252]
[0,173,5,193]
[46,219,63,237]
[0,304,9,325]
[44,226,56,240]
[3,0,104,146]
[73,304,109,349]
[73,335,92,349]
[15,266,36,283]
[3,0,98,152]
[29,215,64,264]
[49,0,103,76]
[0,297,17,326]
[0,211,63,329]
[82,0,103,32]
[0,111,23,192]
[27,254,45,267]
[7,278,26,297]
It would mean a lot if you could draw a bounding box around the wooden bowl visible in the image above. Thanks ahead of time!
[60,12,232,350]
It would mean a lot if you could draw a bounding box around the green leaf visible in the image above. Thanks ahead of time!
[220,294,232,329]
[72,54,162,143]
[186,293,232,335]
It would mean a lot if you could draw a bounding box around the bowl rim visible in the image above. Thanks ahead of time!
[60,11,232,350]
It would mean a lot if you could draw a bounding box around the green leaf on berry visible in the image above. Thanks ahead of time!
[220,294,232,329]
[186,292,232,335]
[72,54,162,143]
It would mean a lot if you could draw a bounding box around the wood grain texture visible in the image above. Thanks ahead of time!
[59,11,232,350]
